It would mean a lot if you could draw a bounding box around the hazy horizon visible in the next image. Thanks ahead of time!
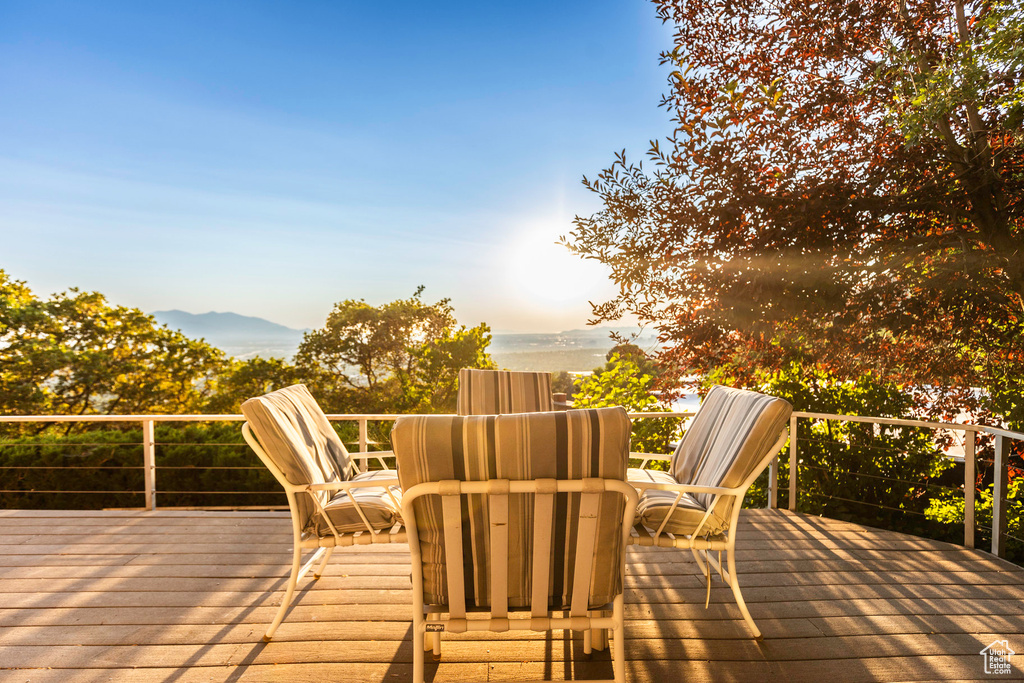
[1,1,672,333]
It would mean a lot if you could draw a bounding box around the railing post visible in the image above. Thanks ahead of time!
[788,415,798,512]
[992,435,1009,558]
[964,430,976,549]
[767,457,778,509]
[358,418,369,472]
[142,419,156,511]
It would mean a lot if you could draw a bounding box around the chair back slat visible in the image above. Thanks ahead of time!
[530,480,557,618]
[394,408,630,611]
[441,489,467,620]
[488,482,510,620]
[241,384,351,528]
[569,485,603,618]
[457,369,554,415]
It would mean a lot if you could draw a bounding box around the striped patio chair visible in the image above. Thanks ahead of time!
[628,385,792,639]
[240,384,405,641]
[393,407,638,683]
[456,368,554,415]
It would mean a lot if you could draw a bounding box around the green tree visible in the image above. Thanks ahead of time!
[746,364,958,532]
[0,271,225,424]
[572,353,680,456]
[294,288,495,413]
[205,357,300,413]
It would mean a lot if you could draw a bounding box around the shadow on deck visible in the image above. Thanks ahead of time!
[0,508,1021,682]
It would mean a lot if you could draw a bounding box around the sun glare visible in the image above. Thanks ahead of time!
[503,225,616,310]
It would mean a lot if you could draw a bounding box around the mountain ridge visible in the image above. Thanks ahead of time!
[149,309,656,365]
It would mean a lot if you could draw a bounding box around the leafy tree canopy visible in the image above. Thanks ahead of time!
[573,353,681,454]
[0,270,225,419]
[294,287,495,413]
[204,357,300,414]
[564,0,1024,420]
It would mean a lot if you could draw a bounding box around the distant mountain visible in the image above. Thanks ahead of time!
[149,311,658,369]
[151,310,308,360]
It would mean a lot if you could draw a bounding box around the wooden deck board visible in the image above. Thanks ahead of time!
[0,508,1020,681]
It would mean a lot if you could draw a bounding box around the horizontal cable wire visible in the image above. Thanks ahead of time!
[0,466,144,470]
[0,489,142,494]
[801,464,962,492]
[814,494,931,517]
[0,443,143,447]
[157,490,282,495]
[798,437,953,456]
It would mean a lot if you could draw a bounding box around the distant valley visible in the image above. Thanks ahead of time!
[151,310,309,361]
[151,310,658,372]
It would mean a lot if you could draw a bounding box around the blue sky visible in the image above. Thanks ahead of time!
[1,1,672,332]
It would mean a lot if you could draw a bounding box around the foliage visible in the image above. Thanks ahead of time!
[204,357,301,414]
[551,370,577,397]
[925,476,1023,548]
[563,0,1024,417]
[572,353,681,456]
[0,270,225,427]
[294,287,494,413]
[743,365,960,536]
[0,419,399,510]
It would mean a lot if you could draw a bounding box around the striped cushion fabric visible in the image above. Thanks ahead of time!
[310,469,403,535]
[645,385,791,534]
[627,468,711,535]
[393,407,630,609]
[241,384,352,532]
[457,369,554,415]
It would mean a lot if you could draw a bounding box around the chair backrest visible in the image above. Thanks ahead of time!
[672,385,792,521]
[393,407,631,611]
[241,384,352,527]
[456,368,553,415]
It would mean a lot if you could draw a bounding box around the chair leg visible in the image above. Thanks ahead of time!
[611,595,625,683]
[725,545,761,639]
[593,610,607,651]
[425,610,441,655]
[413,619,426,683]
[690,546,708,576]
[264,544,302,641]
[313,547,334,579]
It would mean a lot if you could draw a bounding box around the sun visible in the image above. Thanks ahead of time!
[503,224,616,309]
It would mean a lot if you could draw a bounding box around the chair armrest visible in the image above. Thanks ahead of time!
[629,451,672,469]
[350,450,395,472]
[300,478,400,493]
[630,481,747,496]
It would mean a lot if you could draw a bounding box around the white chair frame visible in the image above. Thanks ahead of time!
[627,429,789,639]
[242,422,407,641]
[402,477,639,683]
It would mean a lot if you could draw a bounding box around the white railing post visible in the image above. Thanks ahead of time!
[358,418,369,472]
[964,430,976,549]
[992,435,1009,558]
[142,419,156,511]
[788,415,798,512]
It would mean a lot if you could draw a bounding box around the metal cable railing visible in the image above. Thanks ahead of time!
[0,409,1019,562]
[765,410,1024,561]
[800,463,962,493]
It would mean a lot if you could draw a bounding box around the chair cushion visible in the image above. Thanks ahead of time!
[628,468,713,535]
[241,384,352,528]
[393,407,630,610]
[671,385,791,529]
[309,469,403,536]
[457,369,553,415]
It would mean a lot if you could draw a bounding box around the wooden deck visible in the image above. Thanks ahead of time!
[0,508,1022,682]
